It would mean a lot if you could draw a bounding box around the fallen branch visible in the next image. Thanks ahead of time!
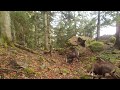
[14,43,38,54]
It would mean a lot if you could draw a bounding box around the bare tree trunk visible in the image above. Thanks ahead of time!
[47,11,52,55]
[96,11,100,41]
[114,21,120,49]
[21,26,25,46]
[74,11,77,36]
[44,11,49,50]
[0,11,12,44]
[34,25,38,49]
[11,20,16,43]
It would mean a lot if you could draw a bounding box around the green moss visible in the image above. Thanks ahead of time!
[89,41,104,52]
[99,50,120,63]
[23,68,35,75]
[90,56,97,62]
[109,36,116,43]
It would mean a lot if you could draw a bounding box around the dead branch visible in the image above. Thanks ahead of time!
[14,43,38,54]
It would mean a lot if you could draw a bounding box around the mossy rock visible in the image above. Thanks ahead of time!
[68,36,78,46]
[89,41,104,52]
[68,36,91,46]
[109,36,116,43]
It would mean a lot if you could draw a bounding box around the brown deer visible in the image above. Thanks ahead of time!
[66,37,86,64]
[89,57,116,79]
[66,47,79,64]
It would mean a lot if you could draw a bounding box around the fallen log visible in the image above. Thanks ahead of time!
[14,43,38,54]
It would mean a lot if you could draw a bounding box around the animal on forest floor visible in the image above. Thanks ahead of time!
[66,37,86,64]
[78,37,86,47]
[89,57,117,79]
[66,47,80,64]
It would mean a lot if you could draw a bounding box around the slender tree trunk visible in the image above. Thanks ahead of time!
[11,20,16,43]
[44,11,49,50]
[34,25,38,49]
[114,22,120,49]
[96,11,100,41]
[74,11,77,36]
[83,30,85,36]
[47,11,52,55]
[21,26,25,45]
[114,12,120,49]
[0,11,12,44]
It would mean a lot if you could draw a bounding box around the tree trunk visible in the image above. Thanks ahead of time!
[0,11,12,44]
[11,20,16,43]
[96,11,100,41]
[47,11,52,55]
[44,11,49,50]
[34,25,38,49]
[114,21,120,49]
[114,12,120,49]
[20,26,25,46]
[74,11,77,36]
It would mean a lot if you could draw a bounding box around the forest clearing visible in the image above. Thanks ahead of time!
[0,11,120,79]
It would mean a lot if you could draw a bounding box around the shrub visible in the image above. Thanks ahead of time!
[89,41,104,52]
[109,36,116,43]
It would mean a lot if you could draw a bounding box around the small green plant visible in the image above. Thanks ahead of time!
[24,68,35,75]
[89,41,104,52]
[60,68,70,75]
[109,36,116,43]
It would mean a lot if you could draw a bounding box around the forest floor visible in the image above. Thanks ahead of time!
[0,44,120,79]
